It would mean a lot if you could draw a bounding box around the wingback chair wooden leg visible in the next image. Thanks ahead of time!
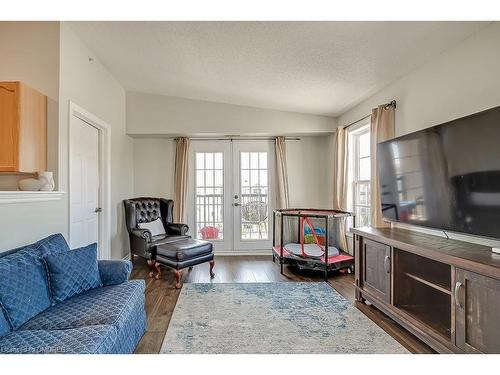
[209,260,215,278]
[174,269,183,289]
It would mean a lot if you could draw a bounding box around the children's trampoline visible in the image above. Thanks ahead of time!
[272,208,355,280]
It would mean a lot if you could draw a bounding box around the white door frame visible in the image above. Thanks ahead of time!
[68,102,111,260]
[187,139,274,255]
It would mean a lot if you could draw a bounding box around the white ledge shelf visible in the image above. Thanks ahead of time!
[0,191,65,204]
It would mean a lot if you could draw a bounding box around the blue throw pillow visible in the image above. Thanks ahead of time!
[35,233,70,257]
[0,250,52,329]
[44,243,103,303]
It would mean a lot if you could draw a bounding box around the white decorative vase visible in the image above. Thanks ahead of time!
[18,178,42,191]
[38,171,55,191]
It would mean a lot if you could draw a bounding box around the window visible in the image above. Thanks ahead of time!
[348,124,371,227]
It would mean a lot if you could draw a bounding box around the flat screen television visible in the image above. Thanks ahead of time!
[377,105,500,239]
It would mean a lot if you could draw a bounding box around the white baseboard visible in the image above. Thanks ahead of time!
[214,250,272,256]
[122,250,270,260]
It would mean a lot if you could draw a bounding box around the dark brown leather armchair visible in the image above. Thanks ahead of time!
[123,198,189,267]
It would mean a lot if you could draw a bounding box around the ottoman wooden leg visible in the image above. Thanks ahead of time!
[153,262,162,280]
[174,269,183,289]
[209,260,215,279]
[188,266,193,271]
[147,260,156,278]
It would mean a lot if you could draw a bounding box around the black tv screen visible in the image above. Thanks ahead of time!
[377,105,500,239]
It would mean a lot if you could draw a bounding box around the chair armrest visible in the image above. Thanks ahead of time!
[131,228,152,242]
[98,260,132,286]
[165,223,189,236]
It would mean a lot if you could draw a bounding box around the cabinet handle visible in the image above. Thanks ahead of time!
[455,281,463,308]
[383,255,391,274]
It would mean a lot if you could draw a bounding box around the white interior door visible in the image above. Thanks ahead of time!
[69,116,100,250]
[187,140,275,253]
[232,141,275,251]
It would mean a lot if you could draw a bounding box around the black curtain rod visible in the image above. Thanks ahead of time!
[343,99,396,130]
[188,136,301,141]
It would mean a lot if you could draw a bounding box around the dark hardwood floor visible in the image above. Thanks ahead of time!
[131,255,435,354]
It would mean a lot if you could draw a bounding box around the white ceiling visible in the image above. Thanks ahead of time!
[70,21,487,117]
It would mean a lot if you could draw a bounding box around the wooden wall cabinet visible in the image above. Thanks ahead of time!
[353,226,500,354]
[0,81,47,173]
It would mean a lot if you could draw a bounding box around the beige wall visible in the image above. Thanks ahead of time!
[0,21,60,189]
[59,23,133,259]
[0,22,64,252]
[338,22,500,248]
[133,138,176,199]
[132,136,332,210]
[286,137,332,208]
[127,91,336,136]
[339,23,500,136]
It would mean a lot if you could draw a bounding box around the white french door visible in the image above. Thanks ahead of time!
[187,140,275,253]
[232,141,274,251]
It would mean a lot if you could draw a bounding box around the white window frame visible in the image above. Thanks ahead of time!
[347,121,371,230]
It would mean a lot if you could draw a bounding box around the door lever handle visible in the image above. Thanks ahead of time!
[94,207,102,213]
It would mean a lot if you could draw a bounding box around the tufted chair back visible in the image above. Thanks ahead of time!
[123,197,174,233]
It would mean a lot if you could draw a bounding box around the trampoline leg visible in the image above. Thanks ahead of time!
[280,261,284,275]
[324,269,328,281]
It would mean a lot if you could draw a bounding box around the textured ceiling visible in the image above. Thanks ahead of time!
[70,21,487,116]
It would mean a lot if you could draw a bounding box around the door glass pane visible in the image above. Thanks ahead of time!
[240,151,269,240]
[195,152,224,240]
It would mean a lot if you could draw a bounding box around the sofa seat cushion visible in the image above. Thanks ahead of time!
[156,238,213,261]
[21,280,145,332]
[150,234,190,247]
[0,325,117,354]
[44,243,103,303]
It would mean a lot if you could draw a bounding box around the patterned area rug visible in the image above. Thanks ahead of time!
[160,282,409,354]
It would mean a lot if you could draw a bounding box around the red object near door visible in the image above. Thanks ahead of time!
[200,226,220,240]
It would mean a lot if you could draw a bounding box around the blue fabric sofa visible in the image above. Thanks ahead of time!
[0,234,146,354]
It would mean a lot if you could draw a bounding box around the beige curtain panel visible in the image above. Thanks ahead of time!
[370,105,395,227]
[275,136,290,209]
[174,137,190,223]
[332,126,349,251]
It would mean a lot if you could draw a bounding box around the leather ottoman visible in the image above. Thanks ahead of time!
[151,239,215,288]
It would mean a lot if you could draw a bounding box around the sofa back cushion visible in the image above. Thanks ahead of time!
[44,243,103,303]
[0,250,53,329]
[0,233,70,260]
[0,233,70,330]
